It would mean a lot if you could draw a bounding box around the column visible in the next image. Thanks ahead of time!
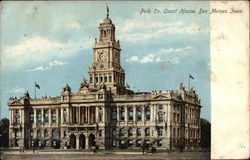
[76,135,80,149]
[34,109,37,126]
[125,106,128,123]
[76,107,79,124]
[41,109,44,124]
[103,106,106,123]
[66,108,69,124]
[56,108,59,125]
[60,108,64,124]
[88,107,90,124]
[133,106,136,123]
[85,107,87,123]
[117,106,120,122]
[142,106,145,124]
[150,105,154,123]
[49,108,51,126]
[96,106,99,122]
[85,136,89,149]
[78,107,81,124]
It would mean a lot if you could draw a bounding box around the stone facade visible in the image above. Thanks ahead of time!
[8,9,201,150]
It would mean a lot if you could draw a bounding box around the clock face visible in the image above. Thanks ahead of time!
[98,51,106,61]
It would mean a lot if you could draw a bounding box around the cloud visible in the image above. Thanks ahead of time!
[126,56,139,62]
[27,60,68,72]
[49,60,68,67]
[126,46,192,64]
[2,36,84,69]
[9,87,25,94]
[117,14,208,43]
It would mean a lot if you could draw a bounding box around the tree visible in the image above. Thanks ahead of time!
[200,118,211,150]
[0,118,9,148]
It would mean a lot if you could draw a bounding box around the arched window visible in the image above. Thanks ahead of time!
[52,110,56,123]
[158,128,163,136]
[52,129,58,138]
[99,111,103,122]
[37,129,41,138]
[112,128,116,137]
[145,107,150,121]
[128,107,133,121]
[128,128,133,137]
[44,110,49,123]
[37,110,42,123]
[120,128,126,137]
[137,128,142,136]
[90,76,93,83]
[120,107,125,121]
[109,75,112,82]
[30,130,34,137]
[137,108,142,121]
[30,110,34,123]
[145,128,150,136]
[44,129,49,137]
[158,112,164,122]
[111,107,117,120]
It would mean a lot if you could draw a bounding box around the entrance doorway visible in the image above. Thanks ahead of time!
[70,134,76,149]
[89,134,95,148]
[79,134,86,149]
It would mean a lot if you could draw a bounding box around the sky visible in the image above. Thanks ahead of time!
[0,1,210,121]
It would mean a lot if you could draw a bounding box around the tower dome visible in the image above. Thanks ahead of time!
[103,17,112,24]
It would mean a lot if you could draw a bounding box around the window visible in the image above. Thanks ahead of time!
[136,140,141,146]
[104,76,107,82]
[99,130,103,137]
[109,75,112,82]
[128,107,133,121]
[158,140,163,146]
[145,107,150,121]
[158,128,163,136]
[31,140,34,147]
[95,77,98,83]
[63,108,67,123]
[44,129,49,137]
[90,77,93,83]
[37,130,41,138]
[158,112,164,122]
[30,111,34,123]
[37,110,42,122]
[120,128,126,137]
[158,105,163,110]
[100,77,103,82]
[145,128,150,136]
[137,128,142,136]
[128,128,133,137]
[46,140,50,147]
[99,111,103,122]
[52,110,56,123]
[30,130,34,137]
[52,129,58,138]
[112,129,116,137]
[44,110,49,123]
[38,140,42,147]
[112,140,116,147]
[120,107,125,121]
[111,107,117,120]
[120,140,125,145]
[128,140,133,146]
[52,140,57,146]
[64,131,67,138]
[137,108,142,121]
[145,140,150,146]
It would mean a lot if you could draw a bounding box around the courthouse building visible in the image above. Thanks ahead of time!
[8,9,201,150]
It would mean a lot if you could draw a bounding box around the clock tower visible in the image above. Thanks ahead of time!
[88,6,129,95]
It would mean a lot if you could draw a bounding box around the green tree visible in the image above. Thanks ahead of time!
[200,118,211,150]
[0,118,9,148]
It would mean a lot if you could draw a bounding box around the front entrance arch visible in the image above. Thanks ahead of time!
[70,134,76,149]
[89,134,95,148]
[79,134,86,149]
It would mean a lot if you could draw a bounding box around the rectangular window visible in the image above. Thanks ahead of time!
[112,140,116,147]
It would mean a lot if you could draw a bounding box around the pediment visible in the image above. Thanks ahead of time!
[9,100,23,105]
[152,95,168,100]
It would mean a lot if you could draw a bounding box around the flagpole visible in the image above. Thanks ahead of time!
[35,81,36,99]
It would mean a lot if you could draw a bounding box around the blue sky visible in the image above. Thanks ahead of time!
[0,1,210,121]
